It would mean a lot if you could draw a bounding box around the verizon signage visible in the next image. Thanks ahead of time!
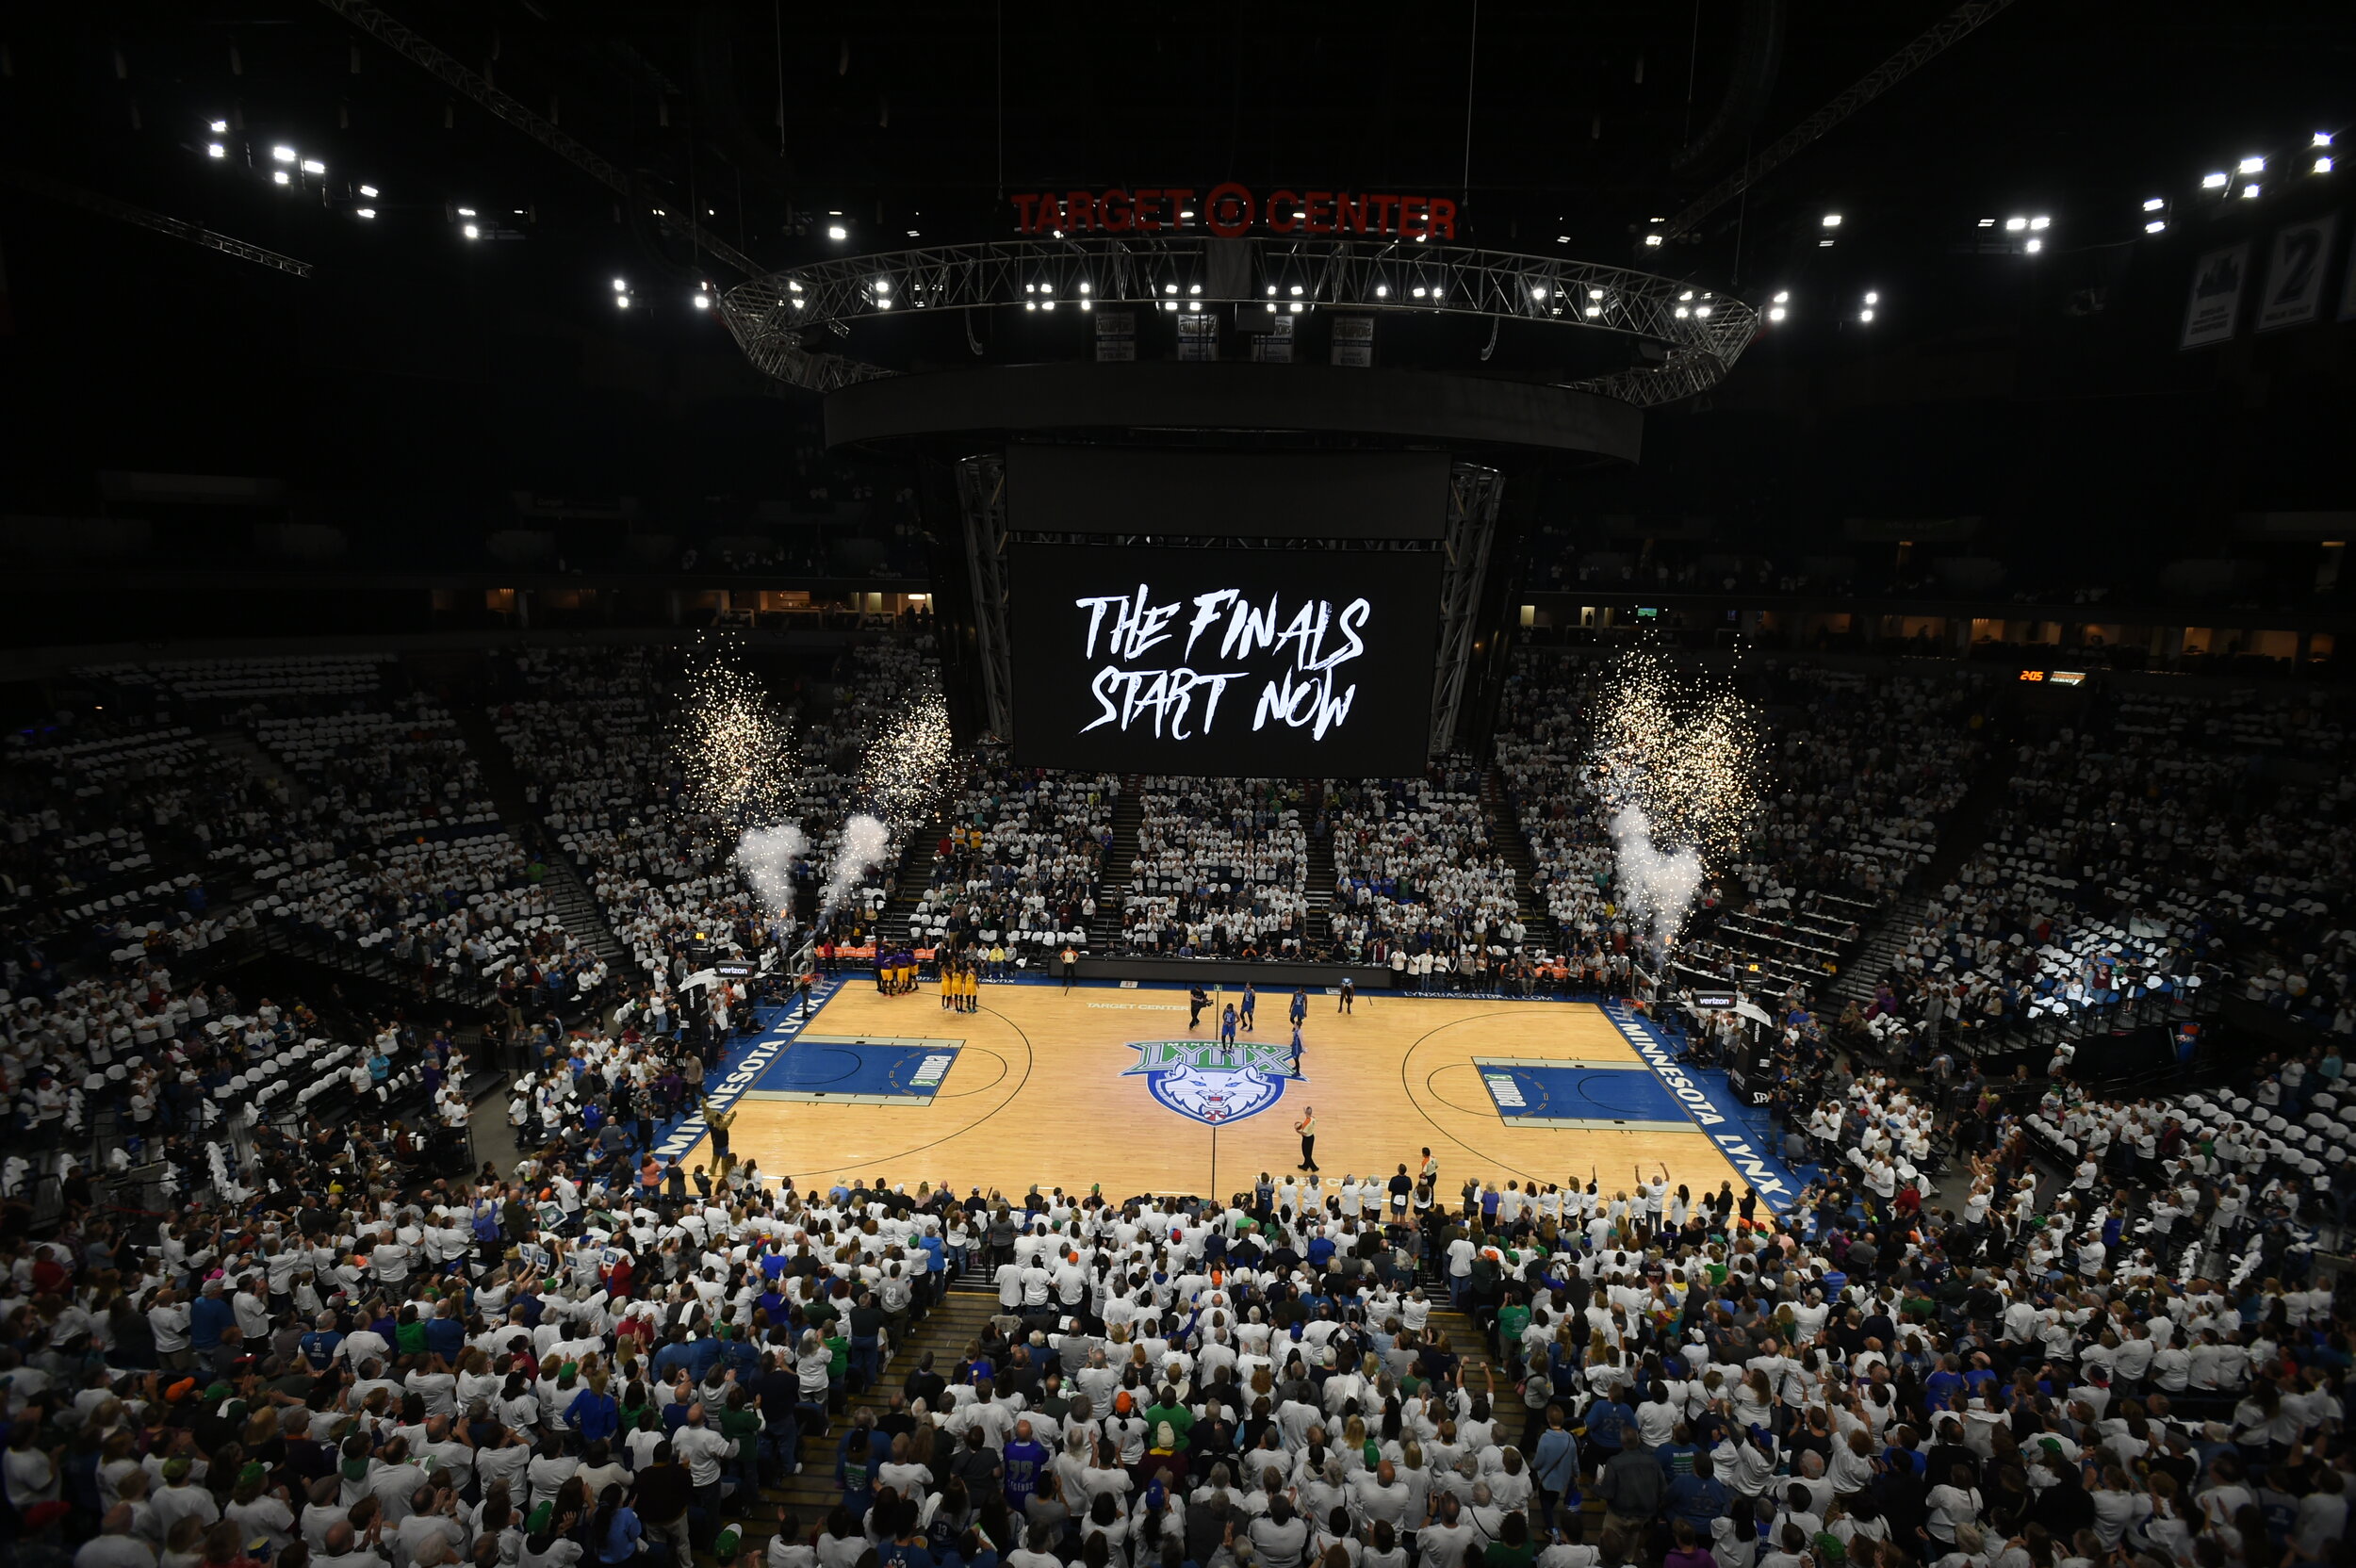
[1011,184,1459,240]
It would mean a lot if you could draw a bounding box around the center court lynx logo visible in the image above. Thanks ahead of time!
[1123,1038,1299,1125]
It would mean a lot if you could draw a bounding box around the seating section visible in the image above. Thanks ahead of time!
[75,652,393,703]
[908,760,1112,956]
[1327,770,1525,959]
[247,696,498,844]
[1859,684,2353,1051]
[1117,778,1312,957]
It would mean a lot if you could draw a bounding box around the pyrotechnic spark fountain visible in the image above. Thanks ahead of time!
[675,647,798,825]
[859,688,957,832]
[1588,649,1763,954]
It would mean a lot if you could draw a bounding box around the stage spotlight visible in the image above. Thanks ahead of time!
[272,170,290,186]
[2143,198,2166,211]
[615,295,629,308]
[1179,208,1195,220]
[1767,306,1786,321]
[1079,300,1091,312]
[2004,216,2027,231]
[1694,304,1711,317]
[1164,284,1178,296]
[1375,284,1389,297]
[1675,305,1690,318]
[1864,291,1879,304]
[206,142,224,158]
[1589,287,1604,300]
[1556,235,1571,244]
[1585,305,1601,317]
[2146,220,2167,234]
[1821,213,1841,226]
[2318,157,2336,174]
[209,119,227,133]
[613,278,627,291]
[463,223,480,238]
[2239,155,2265,173]
[875,279,892,293]
[2243,184,2262,198]
[302,159,325,174]
[1644,235,1662,247]
[2025,238,2043,253]
[1265,286,1277,297]
[271,145,295,162]
[827,223,847,239]
[1977,218,1994,227]
[356,208,376,220]
[1412,286,1427,298]
[2029,215,2050,230]
[693,293,711,310]
[1679,289,1694,300]
[1859,309,1874,322]
[1773,291,1790,303]
[2317,132,2336,147]
[457,206,476,216]
[1187,300,1201,312]
[2201,172,2229,189]
[1288,301,1302,313]
[1289,285,1303,296]
[1531,286,1547,300]
[907,229,920,237]
[1189,283,1202,295]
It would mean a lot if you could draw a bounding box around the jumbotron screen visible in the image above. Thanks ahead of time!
[1008,543,1439,776]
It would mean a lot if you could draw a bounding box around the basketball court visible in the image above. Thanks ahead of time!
[696,980,1800,1211]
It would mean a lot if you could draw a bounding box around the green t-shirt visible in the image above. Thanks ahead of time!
[826,1331,849,1377]
[1143,1401,1195,1450]
[721,1406,762,1450]
[1498,1303,1531,1344]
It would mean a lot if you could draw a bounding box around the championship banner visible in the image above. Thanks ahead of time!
[2256,215,2339,332]
[2180,242,2250,349]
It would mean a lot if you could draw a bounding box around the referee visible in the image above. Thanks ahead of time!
[1295,1105,1319,1173]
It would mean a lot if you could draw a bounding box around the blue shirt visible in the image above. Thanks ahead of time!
[1532,1428,1579,1490]
[189,1294,237,1350]
[1666,1472,1729,1525]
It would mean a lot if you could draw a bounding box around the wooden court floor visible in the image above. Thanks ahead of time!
[722,982,1757,1207]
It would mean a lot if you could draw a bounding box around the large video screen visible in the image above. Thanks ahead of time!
[1008,543,1438,776]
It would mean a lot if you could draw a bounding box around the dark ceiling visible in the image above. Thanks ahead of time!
[1,0,2351,532]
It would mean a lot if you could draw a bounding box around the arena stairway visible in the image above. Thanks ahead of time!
[205,727,311,806]
[737,1286,1497,1555]
[447,700,635,981]
[1828,890,1933,1006]
[1304,792,1340,947]
[1087,778,1143,949]
[876,806,952,948]
[1481,763,1559,950]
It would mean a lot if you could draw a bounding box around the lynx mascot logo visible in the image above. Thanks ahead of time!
[1122,1038,1300,1126]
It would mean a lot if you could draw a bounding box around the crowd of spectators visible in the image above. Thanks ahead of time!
[1327,771,1526,965]
[908,762,1112,960]
[1117,779,1314,960]
[1853,686,2353,1058]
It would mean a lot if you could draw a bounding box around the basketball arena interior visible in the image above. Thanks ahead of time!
[2,6,2354,1567]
